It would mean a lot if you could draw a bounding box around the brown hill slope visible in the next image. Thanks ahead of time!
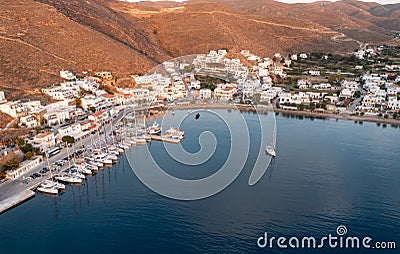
[0,0,162,101]
[197,0,398,42]
[113,2,358,58]
[2,0,397,101]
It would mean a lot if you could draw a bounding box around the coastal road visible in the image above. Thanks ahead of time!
[347,95,364,113]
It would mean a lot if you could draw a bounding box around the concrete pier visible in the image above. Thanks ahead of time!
[150,135,181,144]
[0,189,35,214]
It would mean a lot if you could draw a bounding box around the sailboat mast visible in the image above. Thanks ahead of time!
[66,142,71,170]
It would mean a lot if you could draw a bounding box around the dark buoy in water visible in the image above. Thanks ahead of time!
[195,113,200,120]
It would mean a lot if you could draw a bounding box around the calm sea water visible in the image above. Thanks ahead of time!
[0,111,399,254]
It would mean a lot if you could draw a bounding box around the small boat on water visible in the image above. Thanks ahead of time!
[265,121,277,158]
[148,122,162,135]
[40,180,66,190]
[195,113,200,120]
[265,145,276,157]
[55,175,83,184]
[163,127,184,140]
[37,186,59,195]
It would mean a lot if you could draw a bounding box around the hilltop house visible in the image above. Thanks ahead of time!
[60,70,76,80]
[0,91,7,104]
[0,101,25,118]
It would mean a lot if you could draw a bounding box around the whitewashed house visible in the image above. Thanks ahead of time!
[58,123,84,140]
[19,115,38,128]
[340,89,355,99]
[6,156,43,180]
[309,70,321,76]
[214,84,237,100]
[60,70,76,80]
[0,91,7,104]
[32,132,56,152]
[0,101,25,118]
[199,89,212,100]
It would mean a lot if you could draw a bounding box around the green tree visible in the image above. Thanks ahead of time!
[40,118,48,126]
[384,114,389,119]
[75,97,82,108]
[15,137,25,147]
[0,171,6,180]
[2,158,19,172]
[393,112,398,119]
[62,135,75,144]
[21,143,33,154]
[24,151,34,160]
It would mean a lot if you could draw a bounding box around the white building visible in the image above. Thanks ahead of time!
[88,110,109,124]
[388,98,400,111]
[0,91,7,104]
[309,70,321,76]
[60,70,76,80]
[340,89,355,98]
[81,95,103,111]
[214,84,237,100]
[58,123,85,140]
[199,89,212,100]
[32,132,56,152]
[189,80,201,90]
[0,101,25,118]
[44,101,75,126]
[299,53,308,59]
[312,83,332,90]
[341,81,359,91]
[6,156,43,180]
[19,115,38,128]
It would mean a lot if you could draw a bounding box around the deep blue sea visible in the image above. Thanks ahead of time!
[0,110,399,254]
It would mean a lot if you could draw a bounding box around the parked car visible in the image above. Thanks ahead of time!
[33,173,41,178]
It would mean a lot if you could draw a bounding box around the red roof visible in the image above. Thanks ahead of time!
[102,94,114,99]
[91,110,107,118]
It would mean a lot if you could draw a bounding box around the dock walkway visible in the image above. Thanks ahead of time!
[0,189,35,214]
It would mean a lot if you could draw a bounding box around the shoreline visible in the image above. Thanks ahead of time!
[165,103,400,126]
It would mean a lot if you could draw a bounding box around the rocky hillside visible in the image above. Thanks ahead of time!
[0,0,398,100]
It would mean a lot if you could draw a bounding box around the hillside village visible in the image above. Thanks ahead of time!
[0,45,400,179]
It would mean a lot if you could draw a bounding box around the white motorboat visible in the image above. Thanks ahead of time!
[40,180,66,190]
[148,122,161,135]
[75,164,93,175]
[265,120,277,158]
[118,144,130,150]
[94,153,113,166]
[37,186,59,195]
[163,127,184,140]
[265,145,276,157]
[55,175,83,184]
